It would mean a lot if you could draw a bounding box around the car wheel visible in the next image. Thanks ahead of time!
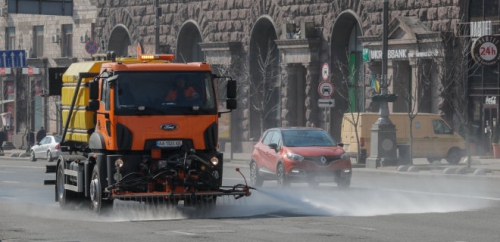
[30,150,37,162]
[57,162,77,209]
[446,148,462,165]
[90,165,113,214]
[47,150,52,162]
[337,177,351,189]
[249,161,263,187]
[276,163,290,188]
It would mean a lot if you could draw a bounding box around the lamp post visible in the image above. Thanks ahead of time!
[365,0,399,168]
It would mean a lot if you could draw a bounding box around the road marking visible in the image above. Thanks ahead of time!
[368,187,500,201]
[1,181,19,184]
[170,231,197,236]
[0,164,44,169]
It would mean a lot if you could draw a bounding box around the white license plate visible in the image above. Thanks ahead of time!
[156,140,182,147]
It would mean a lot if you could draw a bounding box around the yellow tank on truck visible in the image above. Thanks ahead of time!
[61,61,105,143]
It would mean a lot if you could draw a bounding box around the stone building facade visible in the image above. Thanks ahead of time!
[0,0,97,148]
[2,0,499,154]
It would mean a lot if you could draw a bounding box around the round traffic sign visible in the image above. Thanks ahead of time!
[318,81,334,98]
[85,40,99,55]
[321,63,330,81]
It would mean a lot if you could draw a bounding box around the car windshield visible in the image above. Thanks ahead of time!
[113,71,217,115]
[282,129,337,147]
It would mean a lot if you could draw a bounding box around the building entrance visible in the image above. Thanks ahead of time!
[483,105,498,154]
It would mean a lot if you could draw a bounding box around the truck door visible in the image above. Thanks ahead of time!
[96,78,113,149]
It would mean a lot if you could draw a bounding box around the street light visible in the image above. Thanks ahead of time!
[365,0,399,168]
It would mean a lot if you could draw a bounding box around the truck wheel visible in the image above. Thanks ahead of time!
[57,162,76,209]
[276,163,290,188]
[90,165,113,214]
[30,150,37,162]
[249,161,263,187]
[446,148,462,165]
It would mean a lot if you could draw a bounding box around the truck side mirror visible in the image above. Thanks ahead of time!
[87,99,99,111]
[226,99,237,110]
[227,80,236,99]
[89,79,99,100]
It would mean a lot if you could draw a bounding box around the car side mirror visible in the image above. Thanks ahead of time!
[268,143,278,151]
[338,142,344,147]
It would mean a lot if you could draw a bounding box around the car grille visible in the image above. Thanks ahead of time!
[303,155,341,166]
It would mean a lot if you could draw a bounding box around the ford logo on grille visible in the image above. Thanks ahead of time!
[160,124,177,131]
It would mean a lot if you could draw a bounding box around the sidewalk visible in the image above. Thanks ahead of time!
[222,151,500,178]
[3,148,499,178]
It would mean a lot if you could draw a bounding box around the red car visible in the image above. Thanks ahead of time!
[250,127,352,188]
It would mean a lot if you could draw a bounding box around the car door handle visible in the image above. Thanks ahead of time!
[424,136,430,139]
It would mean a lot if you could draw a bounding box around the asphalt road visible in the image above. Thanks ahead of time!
[1,157,500,242]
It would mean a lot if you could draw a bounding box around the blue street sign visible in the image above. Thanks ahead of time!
[0,50,27,68]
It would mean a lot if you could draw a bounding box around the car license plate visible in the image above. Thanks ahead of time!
[156,140,182,147]
[315,176,335,182]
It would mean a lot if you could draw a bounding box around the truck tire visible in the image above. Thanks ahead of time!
[57,162,77,209]
[90,165,113,214]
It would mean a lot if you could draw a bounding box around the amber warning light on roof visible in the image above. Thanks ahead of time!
[137,44,174,61]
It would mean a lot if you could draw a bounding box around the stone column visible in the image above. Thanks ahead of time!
[281,64,296,127]
[305,64,319,127]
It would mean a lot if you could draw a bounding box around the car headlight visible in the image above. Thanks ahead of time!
[340,153,350,161]
[287,152,304,162]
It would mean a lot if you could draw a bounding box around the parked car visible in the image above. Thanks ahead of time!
[30,135,62,162]
[250,127,352,188]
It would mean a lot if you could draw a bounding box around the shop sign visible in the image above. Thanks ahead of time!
[471,35,500,66]
[370,49,407,59]
[485,96,497,105]
[470,21,492,38]
[363,48,370,62]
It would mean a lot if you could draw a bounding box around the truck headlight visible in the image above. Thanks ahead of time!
[115,158,124,168]
[287,152,304,162]
[210,156,219,166]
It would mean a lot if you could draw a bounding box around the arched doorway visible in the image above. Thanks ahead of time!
[108,25,131,57]
[177,22,203,62]
[249,17,280,140]
[330,11,364,140]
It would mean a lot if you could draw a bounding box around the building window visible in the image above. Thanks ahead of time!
[33,26,44,58]
[61,24,72,57]
[7,0,73,16]
[5,27,15,50]
[470,0,500,21]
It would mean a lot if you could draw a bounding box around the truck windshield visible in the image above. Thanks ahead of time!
[114,71,217,115]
